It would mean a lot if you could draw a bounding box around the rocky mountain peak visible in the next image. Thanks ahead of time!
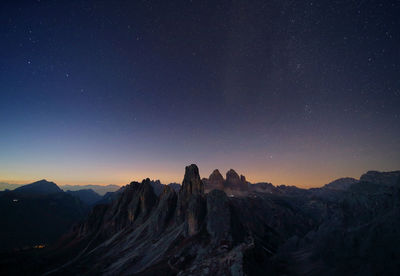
[226,169,240,182]
[177,164,206,230]
[180,164,204,196]
[209,169,224,182]
[14,179,62,195]
[225,169,248,193]
[204,169,225,193]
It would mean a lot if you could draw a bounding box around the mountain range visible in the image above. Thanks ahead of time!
[60,184,121,196]
[1,166,399,276]
[0,182,121,196]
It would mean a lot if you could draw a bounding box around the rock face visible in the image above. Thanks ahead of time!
[34,167,400,276]
[180,164,204,197]
[177,165,206,230]
[111,179,158,230]
[179,165,206,236]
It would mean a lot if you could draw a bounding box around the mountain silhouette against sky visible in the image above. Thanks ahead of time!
[4,164,394,276]
[13,179,62,195]
[60,184,120,196]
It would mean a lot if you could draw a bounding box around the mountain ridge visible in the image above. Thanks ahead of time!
[1,167,399,275]
[36,166,400,275]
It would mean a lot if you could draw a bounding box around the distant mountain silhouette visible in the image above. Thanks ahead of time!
[65,189,102,205]
[13,179,62,195]
[60,184,120,196]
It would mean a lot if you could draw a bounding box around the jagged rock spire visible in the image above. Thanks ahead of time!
[177,164,206,236]
[180,164,204,196]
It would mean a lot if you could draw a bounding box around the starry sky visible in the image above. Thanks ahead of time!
[1,0,399,187]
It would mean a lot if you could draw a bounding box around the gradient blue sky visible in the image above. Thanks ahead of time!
[1,1,399,187]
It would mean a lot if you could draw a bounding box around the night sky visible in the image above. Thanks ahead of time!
[1,1,399,187]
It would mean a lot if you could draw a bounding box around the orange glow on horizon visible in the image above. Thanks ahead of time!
[0,168,365,188]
